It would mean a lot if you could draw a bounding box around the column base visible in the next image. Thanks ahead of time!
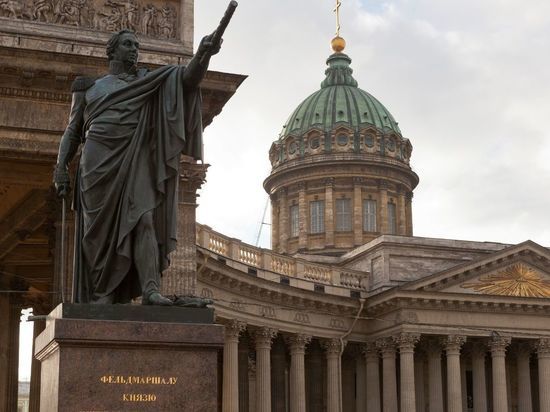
[35,303,223,411]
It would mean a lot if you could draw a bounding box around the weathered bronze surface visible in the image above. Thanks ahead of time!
[53,25,226,305]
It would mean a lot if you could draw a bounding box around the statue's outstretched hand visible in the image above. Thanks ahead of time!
[198,32,222,58]
[54,166,71,198]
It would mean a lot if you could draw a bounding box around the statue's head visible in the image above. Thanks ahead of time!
[106,29,140,66]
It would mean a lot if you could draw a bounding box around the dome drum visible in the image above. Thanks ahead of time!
[269,125,413,170]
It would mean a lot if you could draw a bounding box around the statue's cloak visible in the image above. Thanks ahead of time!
[73,65,202,303]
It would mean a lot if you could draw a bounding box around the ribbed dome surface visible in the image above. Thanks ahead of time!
[280,53,401,138]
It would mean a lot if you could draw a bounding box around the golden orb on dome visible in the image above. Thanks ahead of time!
[331,36,346,53]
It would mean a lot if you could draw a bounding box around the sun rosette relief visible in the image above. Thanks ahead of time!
[0,0,179,40]
[461,264,550,298]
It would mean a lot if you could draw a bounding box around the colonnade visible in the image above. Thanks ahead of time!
[221,323,550,412]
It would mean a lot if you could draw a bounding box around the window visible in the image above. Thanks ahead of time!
[363,199,377,232]
[289,205,299,237]
[310,200,325,234]
[336,198,352,231]
[388,202,397,235]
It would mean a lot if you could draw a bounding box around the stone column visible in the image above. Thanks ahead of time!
[516,343,533,412]
[426,339,444,412]
[223,320,246,412]
[405,192,413,236]
[0,295,10,412]
[287,335,311,412]
[414,353,426,412]
[29,310,47,412]
[271,194,280,252]
[325,178,334,246]
[6,304,21,412]
[364,342,381,412]
[397,187,407,235]
[444,335,466,412]
[271,338,288,412]
[396,333,420,412]
[278,188,288,254]
[460,356,467,412]
[306,341,324,412]
[377,337,398,412]
[254,327,278,412]
[160,158,207,296]
[489,336,510,412]
[356,351,366,412]
[378,182,389,233]
[471,342,488,412]
[323,338,344,412]
[537,338,550,412]
[248,358,257,412]
[353,178,363,245]
[298,183,307,250]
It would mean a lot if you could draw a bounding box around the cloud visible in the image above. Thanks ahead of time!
[194,0,550,247]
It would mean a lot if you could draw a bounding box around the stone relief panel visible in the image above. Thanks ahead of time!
[0,0,180,40]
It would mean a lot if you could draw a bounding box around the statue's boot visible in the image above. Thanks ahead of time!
[173,296,213,308]
[142,291,174,306]
[91,293,115,304]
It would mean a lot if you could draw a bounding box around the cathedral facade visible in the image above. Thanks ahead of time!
[0,1,549,412]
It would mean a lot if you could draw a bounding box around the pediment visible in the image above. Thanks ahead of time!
[402,241,550,298]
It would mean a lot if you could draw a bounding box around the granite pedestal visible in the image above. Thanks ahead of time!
[35,303,223,412]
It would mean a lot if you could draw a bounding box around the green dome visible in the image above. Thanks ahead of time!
[280,53,401,138]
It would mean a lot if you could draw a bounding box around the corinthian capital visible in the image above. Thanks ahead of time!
[376,337,396,356]
[322,338,345,355]
[537,338,550,357]
[286,334,312,353]
[442,335,466,354]
[488,335,511,355]
[394,333,420,351]
[253,327,278,349]
[223,319,246,340]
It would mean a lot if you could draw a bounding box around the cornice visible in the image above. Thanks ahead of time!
[366,289,550,318]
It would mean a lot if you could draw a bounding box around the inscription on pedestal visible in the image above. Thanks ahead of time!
[97,375,178,405]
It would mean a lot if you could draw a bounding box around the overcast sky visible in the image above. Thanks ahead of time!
[194,0,550,248]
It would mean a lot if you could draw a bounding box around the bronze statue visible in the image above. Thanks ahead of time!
[53,22,227,306]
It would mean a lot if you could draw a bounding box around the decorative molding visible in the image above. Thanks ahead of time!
[0,0,179,40]
[293,312,310,324]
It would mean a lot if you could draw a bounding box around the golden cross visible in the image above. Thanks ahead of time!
[333,0,342,37]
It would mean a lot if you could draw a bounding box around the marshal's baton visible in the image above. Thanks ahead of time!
[199,0,238,65]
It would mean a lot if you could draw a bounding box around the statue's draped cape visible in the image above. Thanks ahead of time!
[73,65,202,303]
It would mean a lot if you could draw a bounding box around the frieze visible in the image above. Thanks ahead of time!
[0,86,71,102]
[259,305,276,319]
[200,287,213,299]
[229,299,245,312]
[329,317,346,330]
[0,0,179,40]
[293,312,310,324]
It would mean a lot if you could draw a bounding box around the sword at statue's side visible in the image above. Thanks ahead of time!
[199,0,238,65]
